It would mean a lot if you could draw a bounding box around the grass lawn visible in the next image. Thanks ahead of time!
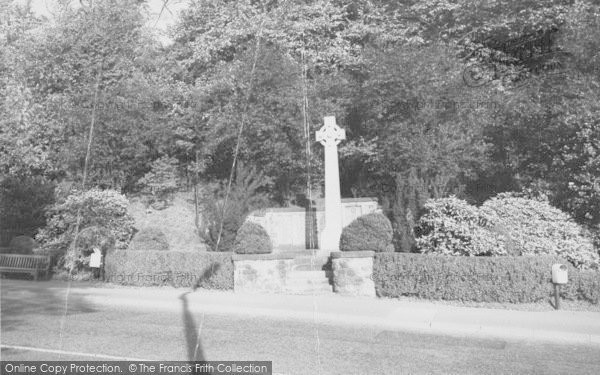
[391,295,600,313]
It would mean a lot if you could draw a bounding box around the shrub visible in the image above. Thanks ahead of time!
[129,227,169,251]
[390,168,430,253]
[104,251,233,289]
[137,156,179,208]
[339,212,393,252]
[200,164,270,252]
[561,270,600,304]
[373,253,600,304]
[233,221,272,254]
[76,226,115,254]
[61,226,116,272]
[415,196,507,256]
[482,193,599,270]
[415,194,599,270]
[202,197,246,252]
[36,188,134,271]
[8,235,37,254]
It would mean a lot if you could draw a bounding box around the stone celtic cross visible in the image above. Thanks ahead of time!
[315,116,345,251]
[316,116,346,147]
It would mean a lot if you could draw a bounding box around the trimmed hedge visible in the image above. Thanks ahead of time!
[104,251,233,289]
[373,253,600,304]
[233,221,272,254]
[340,212,393,252]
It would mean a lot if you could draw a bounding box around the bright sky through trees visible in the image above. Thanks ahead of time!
[16,0,186,44]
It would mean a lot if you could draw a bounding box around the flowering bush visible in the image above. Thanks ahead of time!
[415,196,507,256]
[482,193,599,270]
[36,188,134,271]
[415,194,599,270]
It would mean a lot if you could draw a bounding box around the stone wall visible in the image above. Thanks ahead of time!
[233,251,377,296]
[331,251,376,297]
[233,253,295,293]
[247,198,379,251]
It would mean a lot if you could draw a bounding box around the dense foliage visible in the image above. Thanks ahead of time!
[339,212,393,252]
[0,176,55,237]
[36,188,134,270]
[373,253,599,304]
[3,0,600,261]
[200,163,270,252]
[76,226,115,255]
[415,196,507,256]
[482,193,599,269]
[137,156,180,208]
[233,221,272,255]
[416,195,599,269]
[6,235,37,255]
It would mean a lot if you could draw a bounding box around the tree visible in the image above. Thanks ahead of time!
[0,3,61,177]
[475,1,600,226]
[1,0,181,189]
[551,112,600,226]
[199,162,271,252]
[168,0,417,203]
[351,42,494,248]
[138,156,180,206]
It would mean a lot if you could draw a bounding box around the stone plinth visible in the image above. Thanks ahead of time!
[331,251,376,297]
[247,198,379,252]
[233,253,294,293]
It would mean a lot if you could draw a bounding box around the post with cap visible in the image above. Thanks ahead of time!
[551,263,568,310]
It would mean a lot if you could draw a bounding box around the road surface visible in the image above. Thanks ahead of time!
[2,280,599,374]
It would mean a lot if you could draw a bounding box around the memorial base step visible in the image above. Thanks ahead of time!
[285,270,333,294]
[291,255,331,271]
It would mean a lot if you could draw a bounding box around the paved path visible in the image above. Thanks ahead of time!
[3,279,600,346]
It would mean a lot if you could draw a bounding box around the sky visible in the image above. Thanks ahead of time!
[15,0,190,44]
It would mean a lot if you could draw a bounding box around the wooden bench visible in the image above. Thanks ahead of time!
[0,254,51,281]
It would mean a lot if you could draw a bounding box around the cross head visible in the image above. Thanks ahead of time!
[316,116,346,147]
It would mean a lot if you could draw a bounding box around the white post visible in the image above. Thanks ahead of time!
[316,116,346,251]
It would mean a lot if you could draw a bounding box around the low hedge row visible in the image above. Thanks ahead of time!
[104,251,233,289]
[373,253,600,304]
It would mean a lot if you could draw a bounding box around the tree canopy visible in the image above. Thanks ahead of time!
[2,0,600,249]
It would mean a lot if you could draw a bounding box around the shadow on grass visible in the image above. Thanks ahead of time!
[178,263,221,361]
[0,278,96,332]
[548,297,563,310]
